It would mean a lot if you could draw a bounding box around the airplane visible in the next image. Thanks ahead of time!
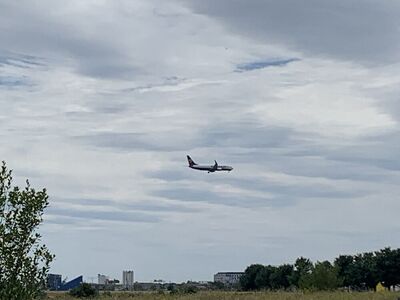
[187,155,233,173]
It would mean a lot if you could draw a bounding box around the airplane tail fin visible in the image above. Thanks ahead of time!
[187,155,197,167]
[212,160,218,171]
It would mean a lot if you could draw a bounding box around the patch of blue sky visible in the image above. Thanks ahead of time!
[0,53,45,68]
[236,58,300,72]
[0,76,31,87]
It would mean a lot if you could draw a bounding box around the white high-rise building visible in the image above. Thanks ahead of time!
[122,270,134,289]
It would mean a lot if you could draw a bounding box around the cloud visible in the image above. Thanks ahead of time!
[1,0,400,282]
[74,132,193,152]
[0,52,45,68]
[55,197,201,214]
[46,206,161,224]
[184,0,400,65]
[0,76,31,87]
[236,58,300,72]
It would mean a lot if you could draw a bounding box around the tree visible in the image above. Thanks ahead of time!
[0,161,54,300]
[375,247,400,289]
[291,257,313,287]
[299,261,342,290]
[254,265,275,290]
[240,264,264,290]
[352,252,378,290]
[334,255,354,288]
[69,283,98,298]
[269,264,294,290]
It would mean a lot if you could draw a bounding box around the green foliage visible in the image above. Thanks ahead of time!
[69,283,98,298]
[334,255,354,287]
[254,265,275,289]
[299,261,342,291]
[0,161,54,300]
[290,257,313,287]
[270,264,294,290]
[375,247,400,289]
[240,264,265,290]
[167,283,178,294]
[181,285,198,294]
[241,264,295,291]
[334,252,378,290]
[241,247,400,292]
[209,281,225,290]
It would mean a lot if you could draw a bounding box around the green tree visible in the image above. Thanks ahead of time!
[269,264,294,290]
[240,264,264,290]
[254,265,275,290]
[299,261,342,290]
[334,255,354,288]
[0,161,54,300]
[291,257,313,287]
[352,252,378,290]
[69,283,98,298]
[375,247,400,289]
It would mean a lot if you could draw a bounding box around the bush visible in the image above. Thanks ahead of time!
[69,283,98,298]
[181,285,198,294]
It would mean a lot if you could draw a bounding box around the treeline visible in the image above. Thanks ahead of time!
[240,247,400,291]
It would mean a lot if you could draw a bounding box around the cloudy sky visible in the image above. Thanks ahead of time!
[1,0,400,283]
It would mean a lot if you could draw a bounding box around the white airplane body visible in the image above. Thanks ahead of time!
[187,155,233,173]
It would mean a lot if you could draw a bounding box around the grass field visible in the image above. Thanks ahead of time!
[47,291,400,300]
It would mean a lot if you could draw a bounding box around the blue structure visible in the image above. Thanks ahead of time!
[59,276,83,291]
[47,274,62,290]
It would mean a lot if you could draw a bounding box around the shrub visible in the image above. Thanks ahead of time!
[69,283,98,298]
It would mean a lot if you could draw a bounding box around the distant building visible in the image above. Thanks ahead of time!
[47,274,62,290]
[59,276,83,291]
[106,278,120,285]
[98,274,107,285]
[214,272,244,285]
[123,270,134,289]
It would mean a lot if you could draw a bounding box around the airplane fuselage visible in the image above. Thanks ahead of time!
[189,164,233,172]
[187,155,233,173]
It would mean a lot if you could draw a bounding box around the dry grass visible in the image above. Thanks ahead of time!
[46,291,400,300]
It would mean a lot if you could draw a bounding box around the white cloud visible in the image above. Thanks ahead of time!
[0,0,399,282]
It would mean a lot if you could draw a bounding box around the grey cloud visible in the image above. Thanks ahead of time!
[202,125,297,149]
[0,76,32,87]
[184,0,400,64]
[201,123,397,182]
[74,132,186,152]
[226,177,366,199]
[145,169,190,182]
[47,206,161,224]
[152,187,292,208]
[152,174,363,208]
[0,3,138,79]
[44,216,79,226]
[323,131,400,172]
[73,124,298,152]
[200,124,397,180]
[56,197,200,214]
[197,124,397,182]
[232,147,394,182]
[236,58,300,72]
[123,76,186,93]
[0,52,45,68]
